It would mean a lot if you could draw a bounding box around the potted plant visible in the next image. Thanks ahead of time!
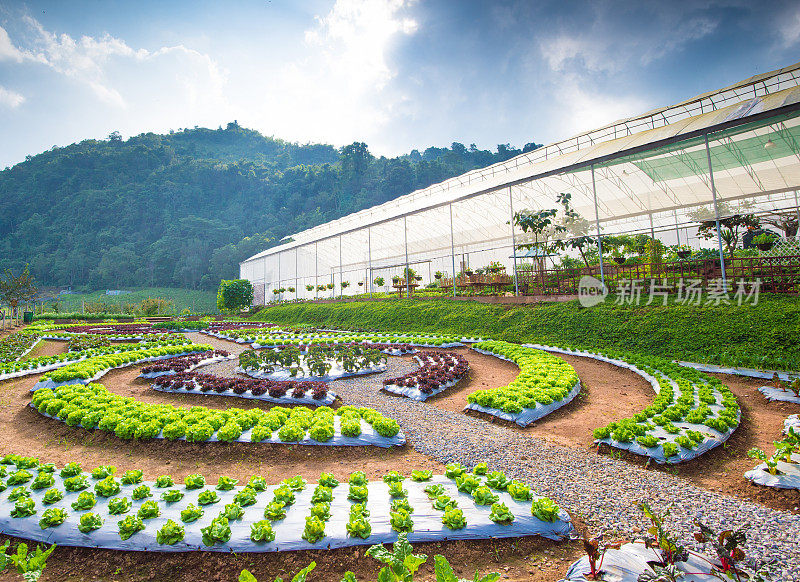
[487,261,504,274]
[326,283,334,290]
[341,281,350,289]
[676,246,692,260]
[414,276,422,282]
[612,255,626,265]
[752,233,776,251]
[392,275,401,285]
[306,284,314,292]
[464,268,474,276]
[374,277,385,287]
[316,285,326,292]
[358,281,364,287]
[287,287,295,294]
[434,271,444,280]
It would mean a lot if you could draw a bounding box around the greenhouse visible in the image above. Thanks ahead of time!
[241,62,800,304]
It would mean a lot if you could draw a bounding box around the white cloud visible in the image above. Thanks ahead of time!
[248,0,418,147]
[777,4,800,47]
[0,26,25,62]
[3,15,226,111]
[0,86,25,108]
[538,5,718,74]
[546,74,650,140]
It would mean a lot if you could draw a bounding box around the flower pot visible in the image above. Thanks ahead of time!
[756,242,773,251]
[677,250,691,259]
[613,256,626,265]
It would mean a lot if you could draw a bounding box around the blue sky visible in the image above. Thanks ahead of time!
[1,0,799,168]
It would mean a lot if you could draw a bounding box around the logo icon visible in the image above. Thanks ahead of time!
[578,275,607,307]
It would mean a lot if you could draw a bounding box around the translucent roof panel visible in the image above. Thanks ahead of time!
[243,63,800,303]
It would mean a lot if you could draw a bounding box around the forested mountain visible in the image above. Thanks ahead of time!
[0,122,539,290]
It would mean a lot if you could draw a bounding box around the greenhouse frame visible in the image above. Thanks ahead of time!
[241,62,800,304]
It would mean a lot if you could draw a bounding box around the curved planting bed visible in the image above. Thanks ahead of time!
[757,376,800,404]
[237,344,388,382]
[524,343,741,464]
[138,350,235,378]
[0,332,41,362]
[382,352,469,401]
[152,373,337,406]
[30,343,217,391]
[465,341,581,426]
[0,457,570,552]
[0,338,190,383]
[744,422,800,490]
[31,385,404,447]
[207,329,467,350]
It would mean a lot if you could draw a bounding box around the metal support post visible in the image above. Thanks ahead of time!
[704,133,727,288]
[591,165,605,286]
[368,227,373,298]
[449,204,456,297]
[509,186,520,296]
[404,217,410,299]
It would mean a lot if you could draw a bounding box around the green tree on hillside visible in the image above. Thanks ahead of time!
[0,126,536,290]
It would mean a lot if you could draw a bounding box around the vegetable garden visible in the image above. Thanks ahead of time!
[0,311,797,581]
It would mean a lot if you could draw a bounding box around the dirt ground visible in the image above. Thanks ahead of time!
[1,334,798,580]
[0,336,582,582]
[0,532,584,582]
[418,347,800,514]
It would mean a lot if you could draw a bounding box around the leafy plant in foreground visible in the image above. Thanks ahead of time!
[4,542,56,582]
[156,519,186,545]
[118,515,145,540]
[180,503,204,523]
[38,507,68,529]
[239,562,316,582]
[365,532,427,581]
[201,516,232,546]
[639,502,687,566]
[530,497,561,522]
[108,497,132,515]
[78,512,103,534]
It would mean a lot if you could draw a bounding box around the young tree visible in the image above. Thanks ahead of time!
[216,279,254,313]
[0,264,37,321]
[697,214,760,258]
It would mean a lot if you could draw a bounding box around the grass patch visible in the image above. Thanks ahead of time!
[43,288,218,315]
[253,295,800,371]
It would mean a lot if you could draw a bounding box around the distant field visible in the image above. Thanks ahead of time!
[46,288,219,314]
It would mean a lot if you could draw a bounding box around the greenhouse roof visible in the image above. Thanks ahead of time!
[244,62,800,264]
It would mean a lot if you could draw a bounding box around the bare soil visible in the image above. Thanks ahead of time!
[0,340,583,582]
[657,373,800,513]
[422,348,800,514]
[1,333,797,580]
[21,339,67,360]
[0,533,584,582]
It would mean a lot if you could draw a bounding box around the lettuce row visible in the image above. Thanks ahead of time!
[32,383,401,443]
[467,341,579,413]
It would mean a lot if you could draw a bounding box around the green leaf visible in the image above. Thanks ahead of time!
[433,555,458,582]
[290,561,316,582]
[239,570,258,582]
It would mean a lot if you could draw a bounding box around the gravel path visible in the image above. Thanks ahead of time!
[188,334,799,580]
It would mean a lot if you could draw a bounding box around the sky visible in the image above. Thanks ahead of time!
[1,0,799,169]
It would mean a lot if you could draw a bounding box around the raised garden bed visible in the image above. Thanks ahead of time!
[382,352,469,401]
[0,458,570,552]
